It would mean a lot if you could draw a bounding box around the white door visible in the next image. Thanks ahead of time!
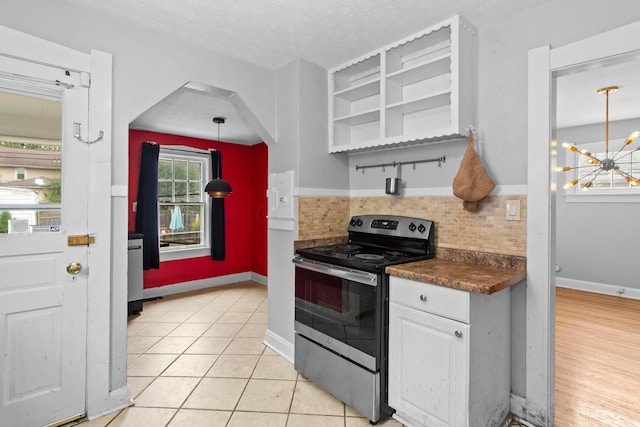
[0,54,90,426]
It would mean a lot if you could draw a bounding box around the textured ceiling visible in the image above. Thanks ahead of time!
[59,0,553,70]
[14,0,637,144]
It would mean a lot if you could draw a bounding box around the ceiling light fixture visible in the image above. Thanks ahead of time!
[205,116,233,198]
[557,85,640,191]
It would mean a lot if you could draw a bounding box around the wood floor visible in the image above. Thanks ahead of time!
[555,287,640,426]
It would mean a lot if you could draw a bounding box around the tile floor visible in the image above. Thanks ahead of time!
[79,281,404,427]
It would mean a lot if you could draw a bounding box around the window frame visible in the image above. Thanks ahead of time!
[560,137,640,203]
[15,167,26,180]
[158,146,211,261]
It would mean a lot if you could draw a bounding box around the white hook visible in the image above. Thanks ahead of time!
[74,122,104,144]
[464,125,478,136]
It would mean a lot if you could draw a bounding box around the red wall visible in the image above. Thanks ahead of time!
[129,130,268,289]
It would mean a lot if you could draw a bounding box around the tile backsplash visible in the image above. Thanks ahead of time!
[298,195,527,257]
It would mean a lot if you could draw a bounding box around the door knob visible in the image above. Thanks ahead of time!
[66,262,82,275]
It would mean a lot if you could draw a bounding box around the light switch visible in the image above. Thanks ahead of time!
[505,200,521,221]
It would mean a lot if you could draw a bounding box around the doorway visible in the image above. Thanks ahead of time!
[527,19,640,427]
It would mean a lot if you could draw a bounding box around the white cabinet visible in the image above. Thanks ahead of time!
[388,277,511,427]
[329,16,476,153]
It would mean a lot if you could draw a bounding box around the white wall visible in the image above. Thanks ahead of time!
[266,59,349,361]
[556,118,640,294]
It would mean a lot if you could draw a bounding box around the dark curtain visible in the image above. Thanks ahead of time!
[135,142,160,270]
[210,151,226,260]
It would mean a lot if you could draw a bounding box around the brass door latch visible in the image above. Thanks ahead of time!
[68,234,96,246]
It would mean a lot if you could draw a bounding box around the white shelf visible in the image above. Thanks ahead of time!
[386,91,451,115]
[328,15,475,153]
[334,78,380,102]
[334,108,380,126]
[386,55,450,86]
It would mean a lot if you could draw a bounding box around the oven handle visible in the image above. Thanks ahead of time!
[293,256,378,286]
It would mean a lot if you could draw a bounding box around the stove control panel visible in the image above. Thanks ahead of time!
[349,217,364,227]
[371,219,398,230]
[348,215,434,241]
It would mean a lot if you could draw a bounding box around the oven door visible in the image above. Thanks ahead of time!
[293,256,380,371]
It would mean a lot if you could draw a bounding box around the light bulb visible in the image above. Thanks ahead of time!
[624,131,640,145]
[563,179,579,189]
[556,167,571,172]
[628,178,639,186]
[586,158,598,165]
[562,142,578,153]
[582,182,592,191]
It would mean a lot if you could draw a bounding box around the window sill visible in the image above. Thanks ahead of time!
[563,192,640,203]
[160,246,211,262]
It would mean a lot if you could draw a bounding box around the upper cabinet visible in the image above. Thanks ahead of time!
[329,16,476,153]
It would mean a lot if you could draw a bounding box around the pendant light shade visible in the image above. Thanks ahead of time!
[206,117,233,198]
[205,178,232,198]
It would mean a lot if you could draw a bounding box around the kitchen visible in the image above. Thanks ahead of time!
[0,1,640,426]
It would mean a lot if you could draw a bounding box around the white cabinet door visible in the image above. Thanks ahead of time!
[388,301,469,427]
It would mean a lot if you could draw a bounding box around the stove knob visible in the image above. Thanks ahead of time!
[350,218,357,226]
[356,218,363,226]
[408,222,417,232]
[418,224,426,233]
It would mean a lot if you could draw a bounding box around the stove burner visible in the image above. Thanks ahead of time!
[336,244,362,253]
[312,246,334,253]
[355,254,385,261]
[384,250,408,258]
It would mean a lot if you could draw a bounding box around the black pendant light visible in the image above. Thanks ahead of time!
[205,117,233,198]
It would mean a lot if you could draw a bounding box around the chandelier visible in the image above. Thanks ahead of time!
[557,86,640,191]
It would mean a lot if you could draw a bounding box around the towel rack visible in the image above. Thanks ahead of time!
[355,156,446,172]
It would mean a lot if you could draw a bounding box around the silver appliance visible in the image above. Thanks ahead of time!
[293,215,434,423]
[128,233,144,315]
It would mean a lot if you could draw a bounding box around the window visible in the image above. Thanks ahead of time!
[158,148,209,254]
[573,149,640,190]
[15,167,26,180]
[561,138,640,201]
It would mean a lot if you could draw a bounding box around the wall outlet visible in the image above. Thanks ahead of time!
[505,200,521,221]
[133,202,137,212]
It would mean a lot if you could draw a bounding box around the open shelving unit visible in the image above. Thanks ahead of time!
[328,15,476,153]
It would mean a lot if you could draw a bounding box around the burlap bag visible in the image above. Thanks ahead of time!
[452,132,495,212]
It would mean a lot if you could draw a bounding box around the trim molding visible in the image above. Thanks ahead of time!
[294,187,350,197]
[556,277,640,300]
[251,272,268,285]
[510,393,537,427]
[110,185,127,197]
[295,184,527,198]
[264,329,294,363]
[142,272,266,299]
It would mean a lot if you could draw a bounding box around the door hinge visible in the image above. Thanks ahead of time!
[68,234,96,246]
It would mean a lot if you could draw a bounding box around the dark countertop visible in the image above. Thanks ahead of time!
[387,247,526,295]
[386,258,525,295]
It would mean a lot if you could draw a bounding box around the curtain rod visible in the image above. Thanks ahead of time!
[355,156,446,172]
[149,143,214,156]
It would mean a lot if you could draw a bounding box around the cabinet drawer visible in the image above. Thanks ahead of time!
[389,276,470,323]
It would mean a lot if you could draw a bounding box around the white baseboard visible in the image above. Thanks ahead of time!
[509,394,540,427]
[251,272,268,285]
[142,272,261,299]
[556,277,640,300]
[264,329,294,364]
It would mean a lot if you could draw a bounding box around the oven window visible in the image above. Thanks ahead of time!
[295,267,378,357]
